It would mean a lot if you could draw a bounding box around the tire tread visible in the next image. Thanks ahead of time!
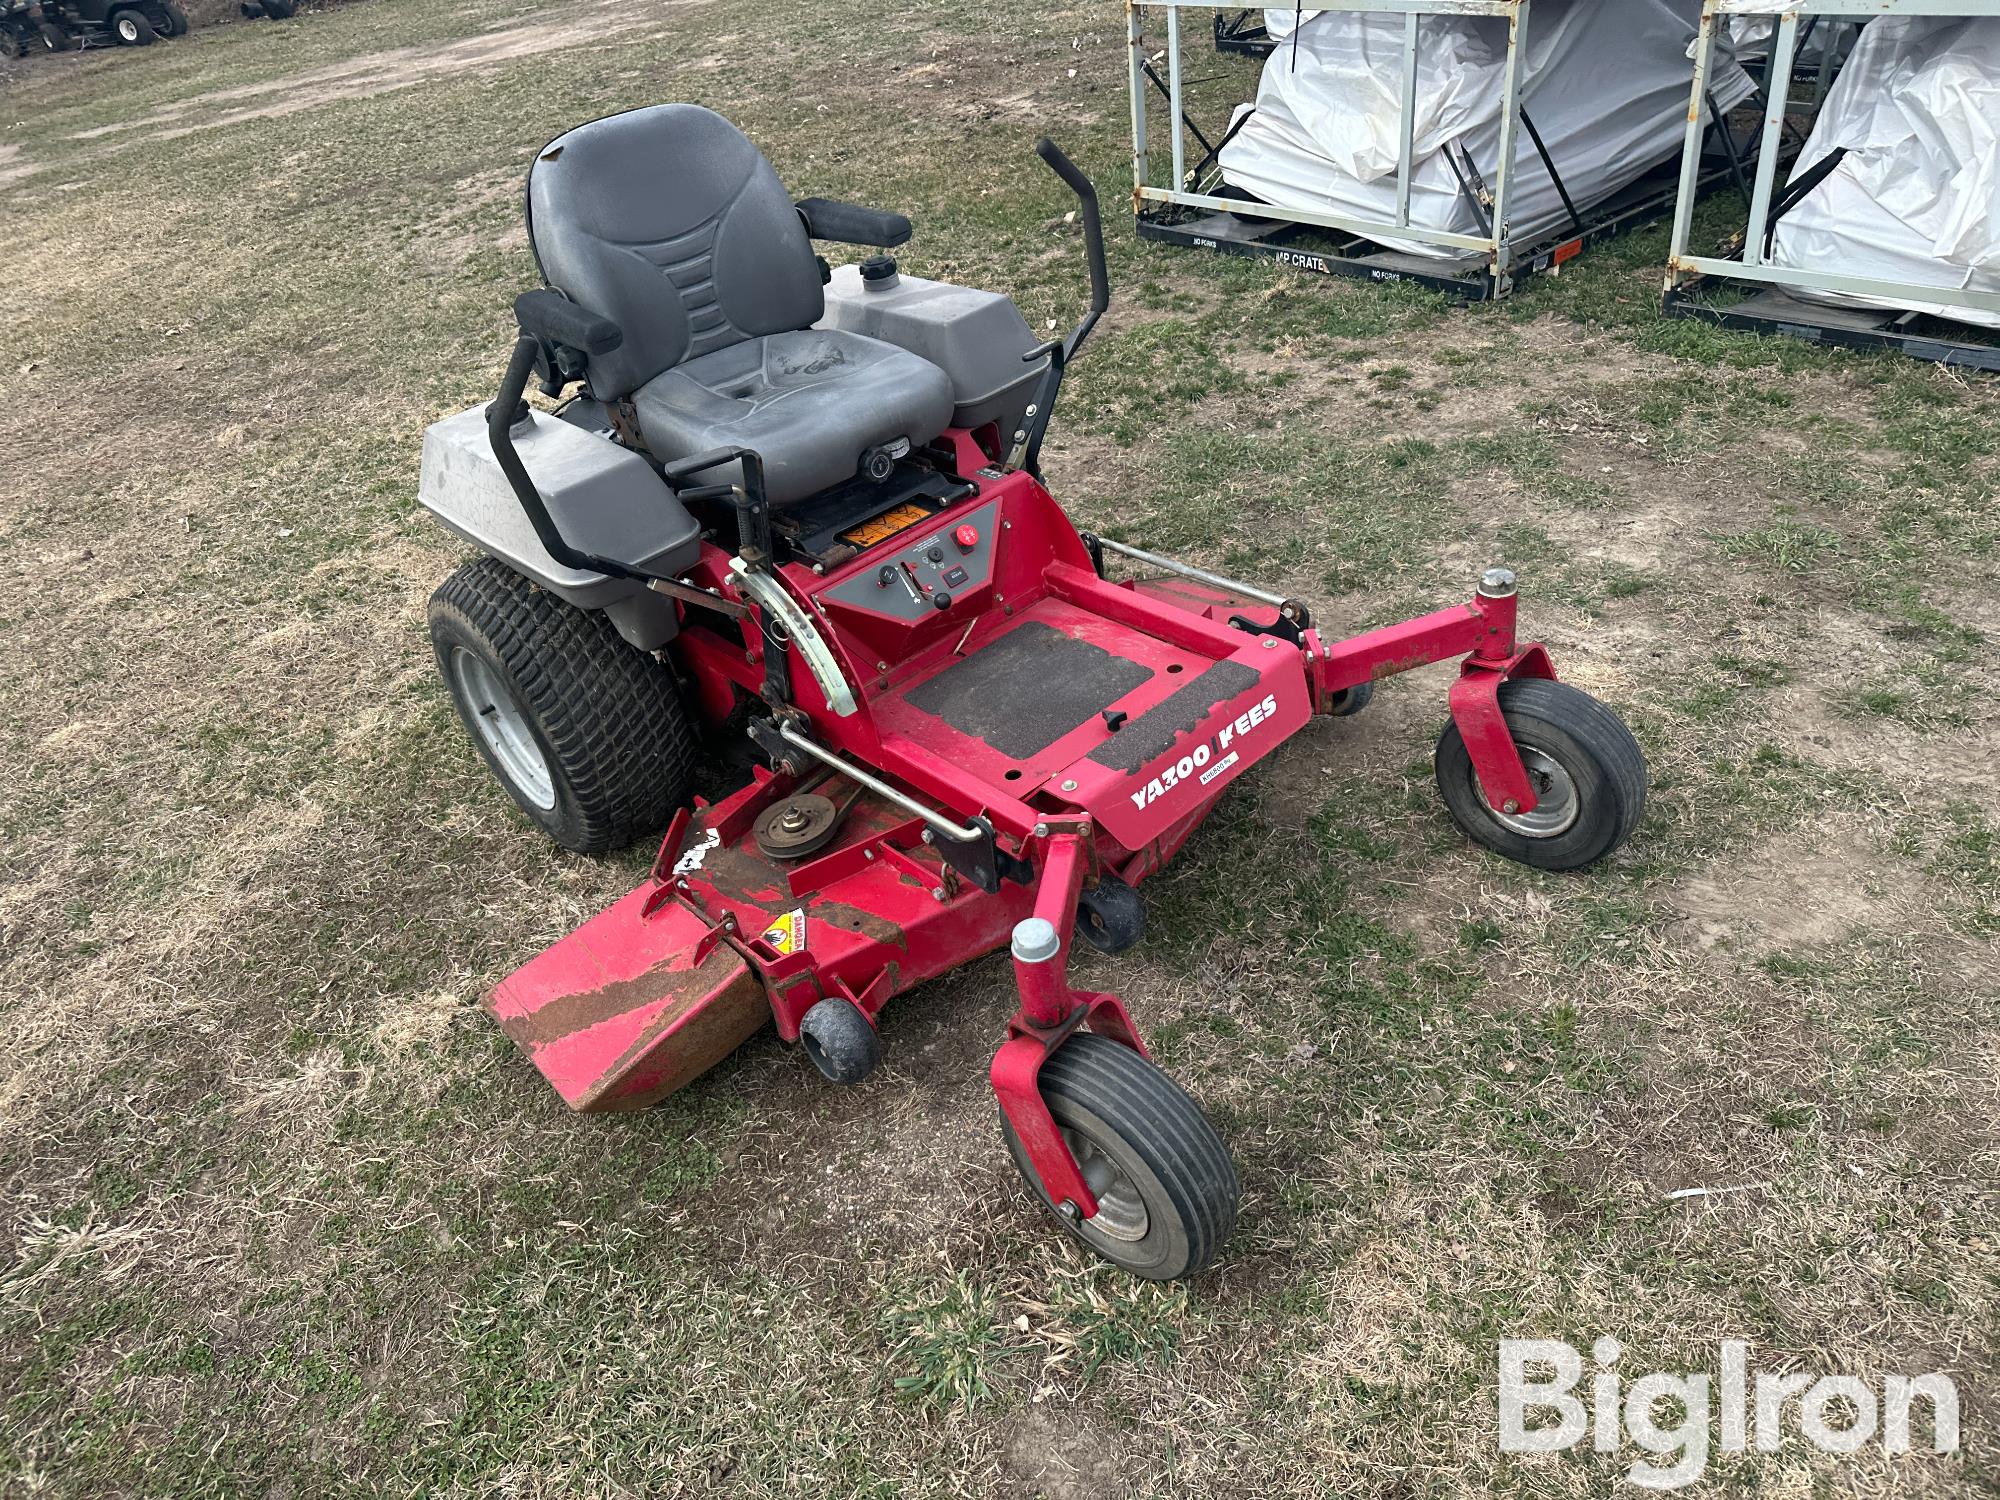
[1031,1034,1238,1278]
[429,557,695,854]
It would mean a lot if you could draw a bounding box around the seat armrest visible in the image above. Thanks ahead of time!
[514,289,623,356]
[793,198,912,249]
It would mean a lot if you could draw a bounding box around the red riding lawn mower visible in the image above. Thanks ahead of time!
[418,105,1646,1279]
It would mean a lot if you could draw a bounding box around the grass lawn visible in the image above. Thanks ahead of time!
[1,1,1995,1494]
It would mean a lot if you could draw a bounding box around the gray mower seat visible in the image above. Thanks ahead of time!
[527,103,955,508]
[634,329,952,506]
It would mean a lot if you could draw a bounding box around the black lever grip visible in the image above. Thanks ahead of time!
[1033,138,1108,356]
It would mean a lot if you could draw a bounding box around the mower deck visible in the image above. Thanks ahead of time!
[481,446,1565,1120]
[488,505,1316,1115]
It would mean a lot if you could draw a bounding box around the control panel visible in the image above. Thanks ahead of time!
[821,501,999,621]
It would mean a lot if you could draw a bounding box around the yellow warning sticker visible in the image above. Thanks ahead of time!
[761,908,808,955]
[838,502,930,549]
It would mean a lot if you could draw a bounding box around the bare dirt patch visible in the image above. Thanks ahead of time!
[69,0,703,148]
[1671,825,1910,952]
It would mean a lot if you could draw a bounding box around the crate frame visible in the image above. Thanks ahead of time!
[1130,0,1755,300]
[1662,0,2000,368]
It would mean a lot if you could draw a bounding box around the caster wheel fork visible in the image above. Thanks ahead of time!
[998,1033,1238,1281]
[1437,676,1647,871]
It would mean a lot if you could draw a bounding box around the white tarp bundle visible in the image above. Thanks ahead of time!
[1221,0,1755,261]
[1263,9,1316,42]
[1725,16,1852,65]
[1768,17,2000,330]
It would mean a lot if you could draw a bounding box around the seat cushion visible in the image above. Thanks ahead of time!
[632,328,955,507]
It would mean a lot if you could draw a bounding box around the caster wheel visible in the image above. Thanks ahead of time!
[1325,680,1374,718]
[1076,876,1144,955]
[1001,1033,1238,1280]
[1435,678,1646,871]
[798,997,880,1086]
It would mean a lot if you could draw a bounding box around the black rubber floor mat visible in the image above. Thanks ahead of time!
[1088,659,1259,774]
[904,620,1152,761]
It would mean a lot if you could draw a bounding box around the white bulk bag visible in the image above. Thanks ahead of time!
[1768,17,2000,330]
[1219,0,1755,261]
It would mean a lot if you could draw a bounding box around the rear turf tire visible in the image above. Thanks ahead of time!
[1433,677,1646,871]
[111,8,155,42]
[1001,1033,1238,1281]
[158,1,188,33]
[428,556,696,855]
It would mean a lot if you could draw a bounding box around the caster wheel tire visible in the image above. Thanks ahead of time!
[260,0,294,16]
[111,8,155,42]
[1434,677,1646,872]
[1076,875,1144,955]
[1325,680,1374,718]
[428,556,696,855]
[798,997,880,1086]
[239,2,264,16]
[1001,1033,1238,1281]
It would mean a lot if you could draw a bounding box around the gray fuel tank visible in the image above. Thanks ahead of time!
[817,264,1048,443]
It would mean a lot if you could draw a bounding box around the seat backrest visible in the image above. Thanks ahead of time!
[526,104,824,400]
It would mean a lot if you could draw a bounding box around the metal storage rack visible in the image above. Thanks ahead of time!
[1130,0,1761,301]
[1212,7,1276,54]
[1663,0,2000,370]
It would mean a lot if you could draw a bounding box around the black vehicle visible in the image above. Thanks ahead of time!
[1,8,35,55]
[37,0,189,46]
[1,0,67,52]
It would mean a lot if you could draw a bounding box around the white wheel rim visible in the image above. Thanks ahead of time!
[449,647,555,810]
[1063,1127,1149,1242]
[118,18,137,37]
[1478,745,1580,838]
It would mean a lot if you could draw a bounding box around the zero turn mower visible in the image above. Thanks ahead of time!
[418,105,1646,1279]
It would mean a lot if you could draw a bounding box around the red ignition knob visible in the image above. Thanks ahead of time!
[953,524,979,553]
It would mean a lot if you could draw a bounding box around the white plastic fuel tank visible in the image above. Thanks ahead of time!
[817,259,1048,443]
